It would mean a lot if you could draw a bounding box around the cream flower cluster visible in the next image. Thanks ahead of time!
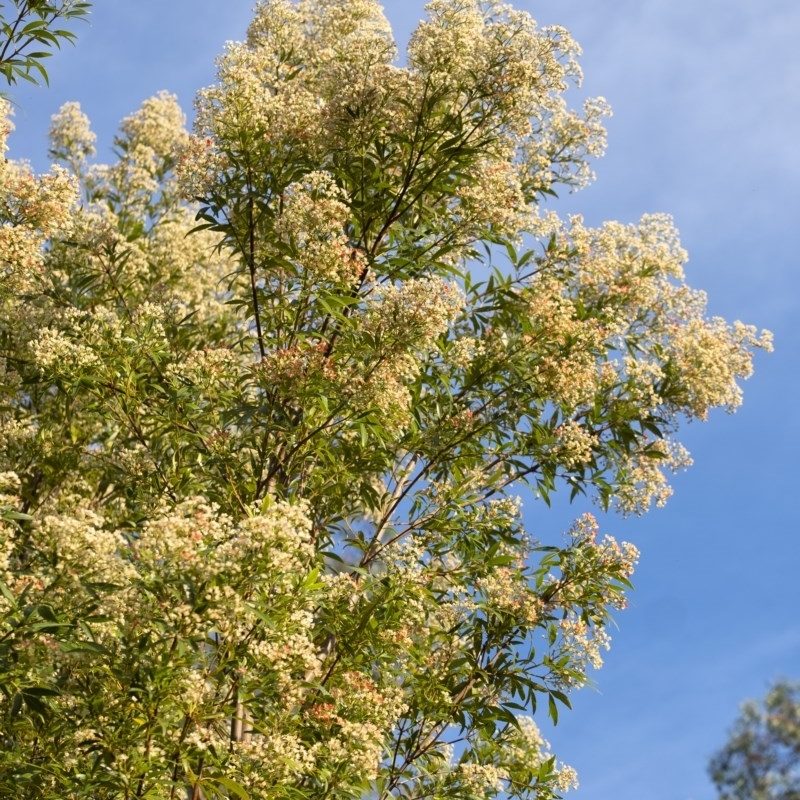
[440,716,579,797]
[614,438,694,514]
[0,102,78,295]
[249,269,463,430]
[552,418,597,469]
[47,101,96,170]
[510,212,773,512]
[477,564,543,627]
[557,614,612,672]
[133,496,315,585]
[503,716,580,791]
[184,0,611,278]
[362,277,463,349]
[276,171,362,283]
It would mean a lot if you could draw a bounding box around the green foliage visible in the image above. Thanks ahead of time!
[0,1,91,91]
[709,681,800,800]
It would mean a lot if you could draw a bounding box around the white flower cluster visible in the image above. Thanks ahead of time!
[518,212,772,512]
[341,278,463,428]
[134,496,315,584]
[48,101,96,171]
[33,309,101,372]
[184,0,613,279]
[558,614,612,672]
[0,101,78,295]
[553,419,597,469]
[615,438,694,514]
[276,171,362,283]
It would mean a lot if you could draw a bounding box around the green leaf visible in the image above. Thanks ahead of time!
[57,640,108,655]
[203,776,251,799]
[548,694,559,723]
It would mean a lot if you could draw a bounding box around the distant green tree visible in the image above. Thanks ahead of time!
[710,681,800,800]
[0,1,91,92]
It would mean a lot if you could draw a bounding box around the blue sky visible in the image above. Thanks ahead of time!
[7,2,799,799]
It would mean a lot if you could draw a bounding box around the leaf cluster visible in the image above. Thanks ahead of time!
[0,1,91,91]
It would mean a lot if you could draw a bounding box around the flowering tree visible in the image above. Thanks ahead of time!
[0,1,772,798]
[709,682,800,800]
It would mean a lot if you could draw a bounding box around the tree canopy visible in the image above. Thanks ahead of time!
[710,681,800,800]
[0,1,771,798]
